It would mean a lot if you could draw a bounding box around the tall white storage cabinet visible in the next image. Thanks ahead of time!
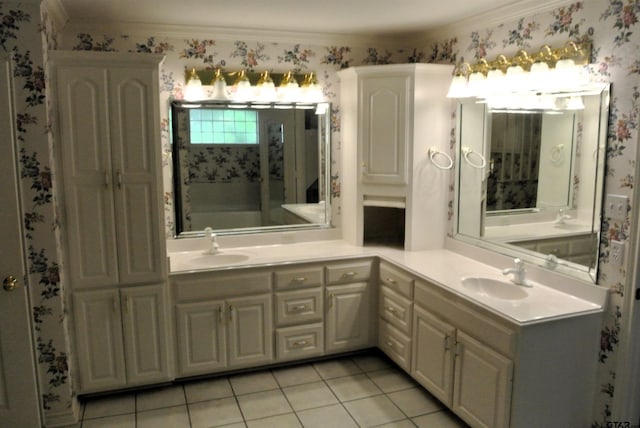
[51,51,171,394]
[339,64,453,251]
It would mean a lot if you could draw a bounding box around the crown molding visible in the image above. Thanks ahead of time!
[62,21,418,49]
[411,0,573,46]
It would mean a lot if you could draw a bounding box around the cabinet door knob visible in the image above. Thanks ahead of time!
[327,293,334,308]
[228,305,233,321]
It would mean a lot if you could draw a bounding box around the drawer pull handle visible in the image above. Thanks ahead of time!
[385,305,397,313]
[342,271,356,279]
[386,278,397,285]
[291,304,309,312]
[293,340,309,347]
[386,341,394,348]
[293,277,307,283]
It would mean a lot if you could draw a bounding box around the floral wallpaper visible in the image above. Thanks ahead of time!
[1,0,638,425]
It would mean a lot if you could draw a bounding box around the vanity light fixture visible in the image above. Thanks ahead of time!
[210,68,230,101]
[446,41,593,107]
[183,68,324,104]
[184,68,205,101]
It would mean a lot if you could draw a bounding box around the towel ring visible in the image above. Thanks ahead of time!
[428,147,453,170]
[462,147,486,169]
[551,144,564,163]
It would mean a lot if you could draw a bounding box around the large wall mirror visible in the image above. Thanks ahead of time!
[171,101,331,236]
[454,84,610,282]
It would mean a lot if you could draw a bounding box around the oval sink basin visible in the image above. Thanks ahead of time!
[170,251,251,271]
[461,277,529,300]
[189,253,250,265]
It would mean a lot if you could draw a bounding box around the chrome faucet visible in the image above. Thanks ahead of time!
[203,227,220,255]
[502,258,532,287]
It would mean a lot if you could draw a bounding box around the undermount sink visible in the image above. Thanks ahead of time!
[461,276,529,300]
[190,253,250,265]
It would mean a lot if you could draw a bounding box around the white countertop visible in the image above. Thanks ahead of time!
[484,220,593,242]
[168,240,605,326]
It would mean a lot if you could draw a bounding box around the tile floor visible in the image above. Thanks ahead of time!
[78,351,469,427]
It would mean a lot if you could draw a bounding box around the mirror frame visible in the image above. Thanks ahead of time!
[453,84,610,283]
[170,100,333,238]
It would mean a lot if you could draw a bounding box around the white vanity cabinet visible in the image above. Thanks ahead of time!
[172,270,273,377]
[325,260,375,353]
[412,302,513,428]
[72,284,171,393]
[378,262,414,371]
[274,264,325,361]
[339,64,453,251]
[52,51,167,289]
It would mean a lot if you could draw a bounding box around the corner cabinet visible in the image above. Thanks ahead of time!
[51,51,171,394]
[339,64,453,251]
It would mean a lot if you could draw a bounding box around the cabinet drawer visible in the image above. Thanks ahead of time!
[325,260,373,284]
[380,262,414,298]
[414,280,516,358]
[274,266,323,290]
[172,270,272,302]
[276,323,324,361]
[379,286,412,335]
[379,320,411,371]
[275,288,323,326]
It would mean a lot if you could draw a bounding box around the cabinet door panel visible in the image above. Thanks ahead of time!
[121,285,171,384]
[411,305,455,406]
[109,67,165,285]
[57,68,118,287]
[73,289,126,392]
[176,301,226,376]
[453,331,513,428]
[227,295,273,367]
[326,282,371,352]
[361,76,409,185]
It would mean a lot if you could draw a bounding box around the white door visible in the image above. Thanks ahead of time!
[0,54,42,426]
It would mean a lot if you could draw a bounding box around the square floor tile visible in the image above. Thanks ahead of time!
[83,393,135,420]
[326,373,382,402]
[367,368,416,393]
[237,389,292,420]
[296,404,358,428]
[272,364,322,387]
[185,377,234,403]
[283,381,339,411]
[313,358,362,379]
[230,371,279,395]
[137,405,190,428]
[245,413,302,428]
[375,419,417,428]
[136,385,186,412]
[413,410,469,427]
[343,395,406,427]
[189,396,243,428]
[351,353,393,372]
[387,387,443,418]
[81,413,135,428]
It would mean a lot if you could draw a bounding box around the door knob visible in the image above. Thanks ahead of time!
[3,275,18,291]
